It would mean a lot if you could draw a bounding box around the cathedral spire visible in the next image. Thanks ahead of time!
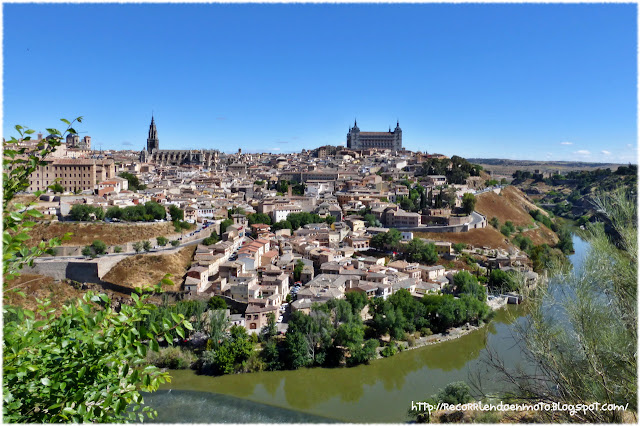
[147,115,159,152]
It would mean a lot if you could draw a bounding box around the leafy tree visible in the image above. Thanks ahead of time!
[70,204,105,221]
[204,325,254,375]
[133,241,143,253]
[247,212,271,226]
[170,240,180,247]
[261,312,277,342]
[106,206,123,220]
[452,243,466,254]
[434,381,473,404]
[461,193,476,215]
[283,329,312,369]
[119,171,146,191]
[49,182,65,193]
[488,269,518,293]
[3,120,189,422]
[556,226,574,254]
[346,291,368,315]
[260,339,282,371]
[452,271,486,302]
[168,204,184,221]
[143,240,152,252]
[219,219,233,235]
[82,246,94,258]
[156,236,168,247]
[114,246,123,253]
[91,239,107,255]
[203,234,219,246]
[272,220,292,231]
[489,216,499,229]
[208,296,227,310]
[293,259,305,281]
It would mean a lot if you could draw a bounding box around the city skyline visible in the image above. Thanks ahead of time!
[3,3,637,163]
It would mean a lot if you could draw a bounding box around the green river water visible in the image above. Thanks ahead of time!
[149,235,588,423]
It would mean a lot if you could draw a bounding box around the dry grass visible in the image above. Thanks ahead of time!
[27,222,179,246]
[101,246,196,291]
[4,274,86,312]
[416,227,511,250]
[476,188,537,228]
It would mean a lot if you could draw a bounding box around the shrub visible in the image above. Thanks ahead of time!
[146,346,196,370]
[91,240,107,255]
[381,342,398,358]
[489,217,499,228]
[420,327,433,336]
[113,246,122,253]
[407,335,416,347]
[156,236,168,246]
[81,246,94,257]
[143,241,152,252]
[133,241,143,253]
[170,240,180,247]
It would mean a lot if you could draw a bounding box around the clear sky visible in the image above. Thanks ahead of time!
[3,3,637,163]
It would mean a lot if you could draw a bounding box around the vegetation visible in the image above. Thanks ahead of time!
[370,228,402,251]
[422,156,482,185]
[286,212,335,230]
[143,240,152,252]
[133,241,143,253]
[70,204,105,221]
[202,234,219,246]
[461,193,476,215]
[490,189,637,422]
[49,182,65,193]
[404,238,438,264]
[207,296,227,310]
[219,218,233,235]
[500,220,515,237]
[105,201,166,222]
[156,236,168,247]
[168,204,184,222]
[489,216,499,229]
[293,259,305,281]
[247,212,271,226]
[119,171,146,191]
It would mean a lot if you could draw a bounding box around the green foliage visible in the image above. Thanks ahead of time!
[3,288,189,422]
[488,269,518,293]
[381,342,399,357]
[453,271,486,302]
[286,212,334,230]
[119,171,146,191]
[271,220,292,231]
[370,228,402,250]
[462,193,476,215]
[529,209,558,232]
[261,312,278,342]
[512,234,533,251]
[105,201,165,222]
[133,241,143,253]
[143,240,152,252]
[404,238,439,264]
[173,220,191,232]
[199,325,254,375]
[247,212,271,226]
[156,236,168,247]
[202,233,219,246]
[91,239,107,255]
[207,296,227,310]
[49,182,65,193]
[500,220,516,237]
[70,204,105,221]
[168,205,184,221]
[170,240,180,247]
[556,226,574,254]
[113,246,123,253]
[345,291,368,315]
[81,246,94,258]
[219,219,233,235]
[433,381,473,404]
[293,259,305,281]
[146,346,196,370]
[489,216,499,229]
[421,294,491,333]
[452,243,466,254]
[260,339,282,371]
[253,180,265,186]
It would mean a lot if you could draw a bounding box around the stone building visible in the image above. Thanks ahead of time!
[346,120,402,151]
[26,158,116,193]
[139,116,219,166]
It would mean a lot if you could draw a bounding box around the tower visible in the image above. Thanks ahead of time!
[347,119,360,149]
[147,115,159,153]
[393,120,402,151]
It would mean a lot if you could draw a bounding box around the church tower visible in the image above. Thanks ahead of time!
[147,115,159,152]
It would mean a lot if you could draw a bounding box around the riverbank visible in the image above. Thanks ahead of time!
[378,296,510,358]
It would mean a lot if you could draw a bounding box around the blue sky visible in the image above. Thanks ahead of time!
[3,3,637,163]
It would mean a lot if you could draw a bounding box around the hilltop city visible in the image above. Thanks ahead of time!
[21,117,546,332]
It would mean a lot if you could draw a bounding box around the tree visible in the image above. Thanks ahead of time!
[119,171,146,191]
[168,204,184,222]
[247,212,271,226]
[208,296,227,310]
[91,239,107,255]
[261,312,277,342]
[293,259,304,282]
[219,219,233,235]
[156,236,168,247]
[143,240,152,252]
[133,241,143,253]
[49,182,65,193]
[488,269,518,293]
[3,120,188,422]
[452,271,486,302]
[82,246,94,258]
[489,216,499,229]
[452,243,466,254]
[346,291,368,315]
[202,234,219,246]
[462,193,476,215]
[114,246,123,253]
[488,189,636,422]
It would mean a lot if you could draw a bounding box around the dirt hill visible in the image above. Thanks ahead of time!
[28,222,179,246]
[416,227,511,250]
[475,186,556,246]
[101,246,196,291]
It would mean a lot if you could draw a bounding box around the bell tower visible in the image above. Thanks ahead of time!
[147,115,159,153]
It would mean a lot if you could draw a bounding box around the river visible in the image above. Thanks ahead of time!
[148,235,588,423]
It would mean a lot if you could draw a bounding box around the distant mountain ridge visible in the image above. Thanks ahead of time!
[467,158,626,168]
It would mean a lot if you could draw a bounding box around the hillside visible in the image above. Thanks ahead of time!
[101,246,196,290]
[475,186,557,246]
[28,222,180,246]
